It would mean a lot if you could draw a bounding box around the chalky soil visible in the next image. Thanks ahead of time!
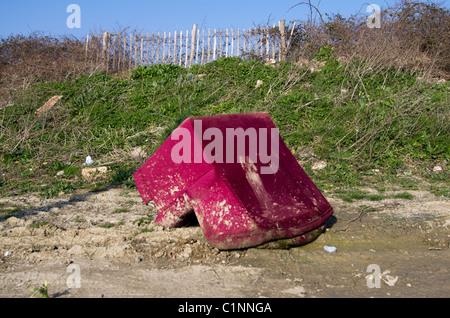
[0,187,448,297]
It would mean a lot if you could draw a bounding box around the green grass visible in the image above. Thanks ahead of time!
[98,222,115,229]
[112,208,129,214]
[336,189,415,202]
[29,221,49,229]
[0,205,22,220]
[0,57,448,198]
[133,214,153,227]
[429,185,449,198]
[393,192,415,200]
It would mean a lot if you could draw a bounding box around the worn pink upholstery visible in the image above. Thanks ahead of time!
[134,112,333,250]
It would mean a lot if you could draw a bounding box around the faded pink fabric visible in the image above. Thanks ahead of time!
[134,112,333,250]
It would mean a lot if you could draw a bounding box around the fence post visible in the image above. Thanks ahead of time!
[279,20,286,61]
[213,29,217,61]
[156,32,160,64]
[265,25,269,61]
[151,33,155,65]
[201,29,205,65]
[259,27,263,58]
[179,31,183,66]
[102,32,108,71]
[248,29,252,59]
[168,32,172,64]
[218,29,222,58]
[112,35,117,71]
[189,24,198,67]
[242,29,246,57]
[173,31,178,64]
[129,34,132,70]
[117,35,121,71]
[231,28,234,57]
[196,29,200,64]
[146,33,149,66]
[237,29,240,58]
[140,35,144,66]
[272,23,276,60]
[162,32,166,63]
[122,35,126,71]
[85,35,89,59]
[225,29,229,57]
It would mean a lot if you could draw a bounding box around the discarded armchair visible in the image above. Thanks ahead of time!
[134,112,333,250]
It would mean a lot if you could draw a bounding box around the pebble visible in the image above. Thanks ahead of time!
[433,165,442,173]
[135,257,142,262]
[154,250,165,258]
[312,160,327,170]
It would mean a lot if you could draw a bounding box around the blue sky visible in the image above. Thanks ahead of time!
[0,0,447,38]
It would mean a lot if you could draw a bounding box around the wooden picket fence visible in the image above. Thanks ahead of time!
[84,20,296,73]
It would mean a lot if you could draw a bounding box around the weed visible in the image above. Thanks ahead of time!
[429,186,449,198]
[393,192,415,200]
[337,190,368,202]
[367,194,383,201]
[135,228,154,235]
[133,215,153,226]
[98,222,115,229]
[112,208,129,214]
[0,206,22,216]
[30,279,48,298]
[29,221,49,229]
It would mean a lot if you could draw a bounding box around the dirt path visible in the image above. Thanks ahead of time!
[0,187,448,298]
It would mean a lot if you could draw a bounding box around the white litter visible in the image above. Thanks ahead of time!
[324,246,337,253]
[83,156,94,166]
[4,251,12,257]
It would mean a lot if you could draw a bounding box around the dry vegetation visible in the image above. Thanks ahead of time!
[286,0,450,79]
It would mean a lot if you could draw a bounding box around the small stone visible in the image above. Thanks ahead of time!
[433,165,442,173]
[135,257,142,262]
[312,160,327,170]
[181,246,192,259]
[81,166,108,181]
[130,147,146,162]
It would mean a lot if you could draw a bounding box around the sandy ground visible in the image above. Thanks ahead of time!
[0,186,448,298]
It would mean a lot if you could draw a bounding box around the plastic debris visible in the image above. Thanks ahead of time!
[83,156,94,166]
[35,95,63,117]
[324,246,337,253]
